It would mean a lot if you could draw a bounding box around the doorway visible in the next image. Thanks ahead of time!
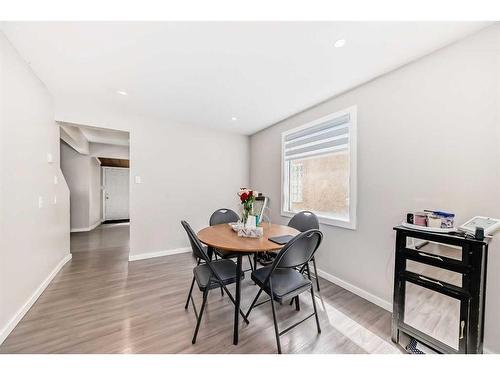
[59,122,131,263]
[102,166,130,223]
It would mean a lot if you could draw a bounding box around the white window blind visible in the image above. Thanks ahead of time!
[281,106,357,230]
[283,113,350,161]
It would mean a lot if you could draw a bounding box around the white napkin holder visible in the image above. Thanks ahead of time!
[228,221,263,238]
[237,226,263,238]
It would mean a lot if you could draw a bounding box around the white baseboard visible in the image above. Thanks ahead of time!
[70,220,102,233]
[317,268,393,312]
[0,253,72,345]
[128,247,191,262]
[483,346,497,354]
[70,227,88,233]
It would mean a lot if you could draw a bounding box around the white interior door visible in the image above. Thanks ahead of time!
[103,167,129,220]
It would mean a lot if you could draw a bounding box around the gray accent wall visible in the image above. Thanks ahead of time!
[250,25,500,353]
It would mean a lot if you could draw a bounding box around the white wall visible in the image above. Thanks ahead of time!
[60,142,102,231]
[250,25,500,352]
[129,120,249,257]
[60,142,90,230]
[89,142,129,159]
[0,32,71,344]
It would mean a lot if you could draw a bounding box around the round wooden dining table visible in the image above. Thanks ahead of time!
[197,222,299,345]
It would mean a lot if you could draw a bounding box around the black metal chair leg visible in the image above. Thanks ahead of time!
[310,285,321,334]
[245,287,264,320]
[192,288,209,344]
[269,281,282,354]
[185,276,196,309]
[294,296,300,311]
[253,253,257,270]
[219,283,250,324]
[248,255,254,272]
[185,258,201,309]
[311,257,320,291]
[305,263,312,281]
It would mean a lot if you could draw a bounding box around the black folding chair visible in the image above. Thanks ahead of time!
[209,208,256,272]
[184,208,249,307]
[181,220,248,344]
[245,229,323,354]
[288,211,321,291]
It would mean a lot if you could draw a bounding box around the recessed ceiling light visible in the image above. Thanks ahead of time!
[334,39,346,48]
[117,90,128,96]
[231,117,238,121]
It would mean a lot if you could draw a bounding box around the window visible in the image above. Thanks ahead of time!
[281,106,357,229]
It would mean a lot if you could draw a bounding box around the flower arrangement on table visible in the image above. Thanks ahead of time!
[238,188,256,225]
[234,188,263,238]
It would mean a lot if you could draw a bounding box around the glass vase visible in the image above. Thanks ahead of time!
[242,203,253,225]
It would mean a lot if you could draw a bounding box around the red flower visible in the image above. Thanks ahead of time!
[240,192,249,202]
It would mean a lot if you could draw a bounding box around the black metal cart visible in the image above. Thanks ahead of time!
[392,225,489,354]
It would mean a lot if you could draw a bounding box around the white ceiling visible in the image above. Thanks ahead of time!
[1,22,491,135]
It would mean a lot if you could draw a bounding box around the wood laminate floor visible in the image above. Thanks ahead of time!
[0,224,402,354]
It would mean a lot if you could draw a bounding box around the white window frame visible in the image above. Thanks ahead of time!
[280,105,357,229]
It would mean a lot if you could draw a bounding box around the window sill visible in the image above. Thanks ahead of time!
[281,210,356,230]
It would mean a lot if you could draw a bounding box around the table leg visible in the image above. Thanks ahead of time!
[233,254,242,345]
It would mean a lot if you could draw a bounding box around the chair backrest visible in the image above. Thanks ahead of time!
[288,211,319,232]
[181,220,210,263]
[270,229,323,272]
[209,208,239,226]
